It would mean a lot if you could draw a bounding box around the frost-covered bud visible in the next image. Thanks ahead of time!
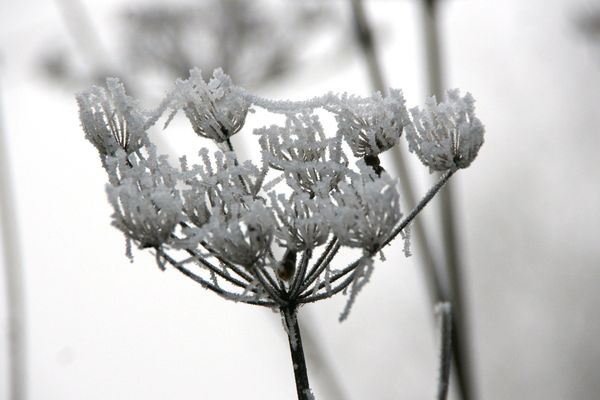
[269,192,330,251]
[406,89,484,172]
[172,68,249,143]
[182,186,210,228]
[256,112,329,170]
[256,113,348,196]
[326,163,402,254]
[200,199,275,267]
[106,151,182,249]
[334,89,410,157]
[77,78,149,156]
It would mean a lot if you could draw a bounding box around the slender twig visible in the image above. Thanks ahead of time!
[0,64,27,400]
[435,302,453,400]
[159,249,274,307]
[299,240,340,294]
[290,249,311,298]
[422,1,473,399]
[348,0,446,308]
[281,306,313,400]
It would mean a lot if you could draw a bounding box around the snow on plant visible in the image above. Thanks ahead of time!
[76,68,484,400]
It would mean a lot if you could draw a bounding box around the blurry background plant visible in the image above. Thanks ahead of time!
[2,0,600,400]
[40,0,345,92]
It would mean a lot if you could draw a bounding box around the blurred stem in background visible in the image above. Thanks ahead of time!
[349,0,474,399]
[0,66,27,400]
[436,303,453,400]
[54,1,347,399]
[421,0,474,399]
[348,0,445,310]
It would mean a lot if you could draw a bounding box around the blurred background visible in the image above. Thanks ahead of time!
[1,0,599,399]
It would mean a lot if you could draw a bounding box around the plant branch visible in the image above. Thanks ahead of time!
[158,249,274,306]
[281,306,313,400]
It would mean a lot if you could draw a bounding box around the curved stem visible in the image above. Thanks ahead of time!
[281,306,313,400]
[381,168,455,250]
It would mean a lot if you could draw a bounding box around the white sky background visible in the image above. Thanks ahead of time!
[1,0,600,399]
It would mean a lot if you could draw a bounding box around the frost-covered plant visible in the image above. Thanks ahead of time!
[77,68,484,400]
[406,89,484,172]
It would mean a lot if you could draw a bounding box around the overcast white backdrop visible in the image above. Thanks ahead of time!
[1,0,600,399]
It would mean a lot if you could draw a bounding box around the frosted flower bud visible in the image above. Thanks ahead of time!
[256,113,348,196]
[77,78,149,156]
[256,112,329,170]
[106,152,182,249]
[269,192,330,251]
[406,89,484,172]
[326,163,402,254]
[334,89,410,157]
[200,200,275,267]
[172,68,249,143]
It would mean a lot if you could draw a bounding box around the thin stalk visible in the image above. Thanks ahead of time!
[349,0,446,307]
[435,302,453,400]
[0,74,27,400]
[422,1,473,399]
[281,306,313,400]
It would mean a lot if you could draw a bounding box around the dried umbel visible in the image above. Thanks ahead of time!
[78,68,484,400]
[78,69,484,317]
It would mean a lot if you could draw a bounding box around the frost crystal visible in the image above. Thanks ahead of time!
[406,89,484,172]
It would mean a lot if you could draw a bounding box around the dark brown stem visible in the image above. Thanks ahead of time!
[281,306,313,400]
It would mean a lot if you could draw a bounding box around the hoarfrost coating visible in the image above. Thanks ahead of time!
[77,69,484,316]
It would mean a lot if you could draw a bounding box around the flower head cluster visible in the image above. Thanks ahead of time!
[406,89,484,172]
[78,69,484,317]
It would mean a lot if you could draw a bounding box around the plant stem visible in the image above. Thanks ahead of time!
[281,306,312,400]
[436,302,453,400]
[421,1,474,399]
[348,0,446,311]
[0,67,27,400]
